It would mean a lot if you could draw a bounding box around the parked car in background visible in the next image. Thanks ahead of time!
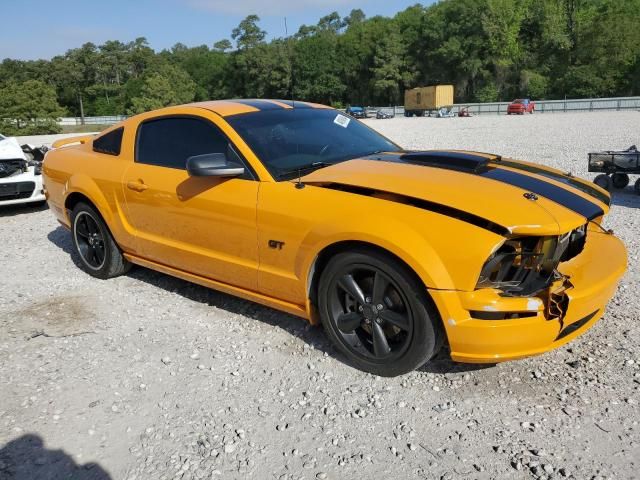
[346,106,368,119]
[376,110,394,119]
[0,134,46,207]
[507,99,535,114]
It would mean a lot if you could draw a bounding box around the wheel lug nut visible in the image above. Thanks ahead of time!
[358,306,363,312]
[376,304,383,310]
[365,297,371,303]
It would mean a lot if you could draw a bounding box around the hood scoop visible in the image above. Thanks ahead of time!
[400,151,491,174]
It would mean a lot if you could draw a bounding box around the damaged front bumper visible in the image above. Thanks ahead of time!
[430,230,627,363]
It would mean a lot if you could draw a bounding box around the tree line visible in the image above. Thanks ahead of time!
[1,0,638,134]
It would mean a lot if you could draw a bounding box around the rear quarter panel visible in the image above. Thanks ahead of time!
[43,141,137,253]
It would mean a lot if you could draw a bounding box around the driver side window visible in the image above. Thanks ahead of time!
[136,116,228,170]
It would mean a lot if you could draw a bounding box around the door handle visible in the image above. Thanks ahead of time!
[127,181,148,192]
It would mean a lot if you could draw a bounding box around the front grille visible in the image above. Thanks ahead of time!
[0,181,35,200]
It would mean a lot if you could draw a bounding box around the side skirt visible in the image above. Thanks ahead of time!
[123,254,310,321]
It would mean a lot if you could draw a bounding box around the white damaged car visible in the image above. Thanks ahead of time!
[0,133,46,207]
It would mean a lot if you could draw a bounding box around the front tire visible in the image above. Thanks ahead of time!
[71,203,130,279]
[318,249,442,376]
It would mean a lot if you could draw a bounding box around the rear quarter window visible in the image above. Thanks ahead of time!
[93,127,124,156]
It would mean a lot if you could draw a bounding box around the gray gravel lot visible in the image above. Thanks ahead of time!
[1,111,639,480]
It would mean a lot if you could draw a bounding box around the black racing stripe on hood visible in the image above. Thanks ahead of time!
[493,158,610,206]
[229,99,287,110]
[482,168,604,220]
[321,183,510,236]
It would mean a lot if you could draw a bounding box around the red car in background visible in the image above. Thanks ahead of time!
[507,98,535,114]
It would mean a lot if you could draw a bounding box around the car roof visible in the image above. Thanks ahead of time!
[186,99,332,117]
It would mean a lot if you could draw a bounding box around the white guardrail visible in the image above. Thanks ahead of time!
[373,96,640,116]
[58,96,639,125]
[58,115,127,126]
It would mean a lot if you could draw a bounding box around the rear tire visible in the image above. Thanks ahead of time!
[634,178,640,195]
[70,202,131,279]
[594,174,612,191]
[611,173,630,189]
[317,249,443,377]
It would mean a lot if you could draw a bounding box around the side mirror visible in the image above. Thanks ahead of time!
[186,153,245,177]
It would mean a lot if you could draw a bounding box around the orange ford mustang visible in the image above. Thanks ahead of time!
[43,99,627,376]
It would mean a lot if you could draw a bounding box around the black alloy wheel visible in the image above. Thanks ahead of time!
[71,203,131,279]
[74,211,106,270]
[318,250,442,376]
[330,266,413,360]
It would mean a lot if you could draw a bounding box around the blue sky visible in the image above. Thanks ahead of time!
[1,0,429,60]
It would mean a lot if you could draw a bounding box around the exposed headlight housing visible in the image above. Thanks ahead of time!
[476,225,587,296]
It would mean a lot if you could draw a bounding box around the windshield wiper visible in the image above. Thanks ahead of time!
[277,161,333,180]
[342,149,389,162]
[362,150,385,157]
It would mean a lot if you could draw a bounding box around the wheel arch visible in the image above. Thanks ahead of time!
[64,192,115,242]
[305,239,446,342]
[65,191,98,214]
[62,178,133,252]
[306,240,440,311]
[63,174,114,225]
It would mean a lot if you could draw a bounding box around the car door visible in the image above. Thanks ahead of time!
[121,114,259,290]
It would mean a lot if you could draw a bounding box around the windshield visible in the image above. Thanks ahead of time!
[227,108,401,180]
[349,107,363,111]
[513,99,524,104]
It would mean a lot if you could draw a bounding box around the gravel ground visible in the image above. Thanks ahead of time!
[1,111,639,480]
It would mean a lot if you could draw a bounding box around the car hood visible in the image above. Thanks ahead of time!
[302,151,610,236]
[0,136,27,161]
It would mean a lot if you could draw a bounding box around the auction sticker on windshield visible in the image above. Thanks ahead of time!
[334,114,351,128]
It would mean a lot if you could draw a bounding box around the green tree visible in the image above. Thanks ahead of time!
[232,15,266,50]
[127,64,196,114]
[294,31,345,103]
[343,9,366,27]
[0,80,65,135]
[1,0,639,112]
[213,39,232,52]
[371,32,405,105]
[482,0,527,97]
